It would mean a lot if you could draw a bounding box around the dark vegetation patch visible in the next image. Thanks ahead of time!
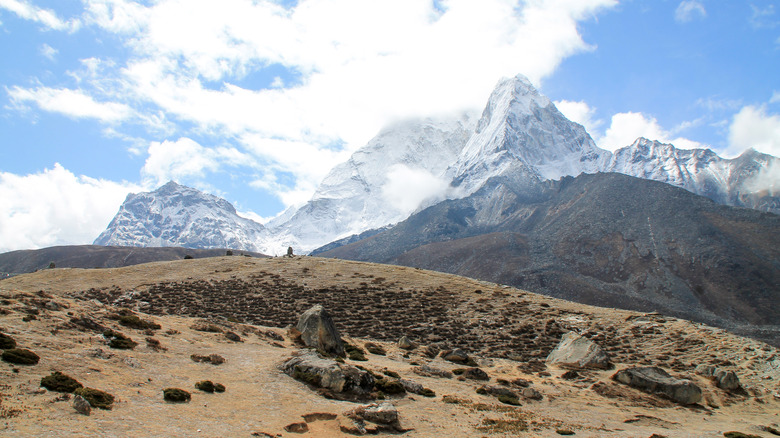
[109,309,161,331]
[1,348,39,365]
[74,387,114,410]
[163,388,191,403]
[195,380,226,393]
[40,371,83,393]
[103,329,137,349]
[190,354,225,365]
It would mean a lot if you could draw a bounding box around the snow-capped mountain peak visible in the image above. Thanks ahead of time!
[94,181,267,252]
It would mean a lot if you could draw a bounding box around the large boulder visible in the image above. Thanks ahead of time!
[613,366,702,405]
[281,350,374,397]
[546,332,611,369]
[296,305,345,357]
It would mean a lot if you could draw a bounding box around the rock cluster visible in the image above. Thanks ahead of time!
[613,366,702,405]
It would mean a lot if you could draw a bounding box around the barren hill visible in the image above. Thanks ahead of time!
[1,256,778,437]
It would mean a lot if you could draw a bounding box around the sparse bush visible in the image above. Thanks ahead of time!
[226,250,233,256]
[190,354,225,365]
[498,394,521,406]
[0,332,16,349]
[364,342,386,356]
[556,430,575,436]
[382,369,400,379]
[292,367,322,386]
[103,329,137,350]
[374,379,405,395]
[145,337,167,351]
[116,314,161,331]
[225,331,241,342]
[74,387,114,410]
[190,322,223,333]
[163,388,191,403]
[1,348,39,365]
[48,262,55,269]
[40,371,83,393]
[195,380,226,393]
[345,343,367,361]
[183,255,194,260]
[452,368,465,375]
[420,388,436,397]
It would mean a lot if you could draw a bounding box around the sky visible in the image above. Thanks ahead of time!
[1,0,779,253]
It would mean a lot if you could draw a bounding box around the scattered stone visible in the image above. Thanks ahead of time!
[477,385,517,399]
[715,370,741,391]
[72,395,91,416]
[301,412,338,422]
[398,336,416,350]
[694,364,716,377]
[265,330,284,342]
[459,367,489,381]
[521,387,543,401]
[296,305,345,357]
[512,378,532,387]
[191,354,225,365]
[345,402,399,426]
[399,379,423,394]
[225,331,242,342]
[546,332,611,369]
[281,349,374,398]
[441,349,473,365]
[612,367,702,405]
[284,422,309,433]
[83,348,114,359]
[422,344,440,359]
[412,363,453,379]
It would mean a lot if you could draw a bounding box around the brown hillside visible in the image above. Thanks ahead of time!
[0,256,778,437]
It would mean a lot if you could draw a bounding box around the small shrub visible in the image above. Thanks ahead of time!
[292,367,322,387]
[22,315,36,322]
[213,383,225,393]
[191,322,223,333]
[364,342,386,356]
[103,330,137,350]
[0,332,16,349]
[163,388,191,403]
[723,433,761,438]
[226,250,233,256]
[145,337,167,351]
[74,387,114,410]
[190,354,225,365]
[345,343,367,361]
[498,394,521,406]
[1,348,39,365]
[452,368,465,376]
[419,388,436,397]
[383,369,400,379]
[183,255,194,260]
[475,387,488,395]
[374,379,405,395]
[195,380,216,393]
[556,430,575,436]
[40,372,83,393]
[116,314,161,331]
[225,331,241,342]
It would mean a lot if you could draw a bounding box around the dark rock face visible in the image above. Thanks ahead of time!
[613,366,702,405]
[546,332,611,369]
[317,172,780,345]
[296,305,345,357]
[281,350,374,396]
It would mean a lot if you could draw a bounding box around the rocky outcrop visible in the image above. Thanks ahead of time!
[613,366,702,405]
[341,402,407,434]
[296,305,345,357]
[546,332,611,369]
[281,350,374,398]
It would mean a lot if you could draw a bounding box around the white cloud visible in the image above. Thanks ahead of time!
[381,164,450,215]
[743,160,780,196]
[7,86,134,123]
[40,43,57,61]
[554,99,603,137]
[0,164,140,253]
[727,105,780,157]
[599,111,703,151]
[771,91,780,104]
[675,1,706,23]
[141,137,254,186]
[0,0,79,31]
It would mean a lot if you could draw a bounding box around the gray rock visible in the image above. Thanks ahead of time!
[281,349,374,395]
[460,367,489,381]
[296,305,345,357]
[412,363,453,379]
[399,379,423,394]
[479,385,517,398]
[441,348,471,364]
[546,332,611,369]
[694,364,716,377]
[398,336,416,350]
[348,402,398,425]
[715,370,741,391]
[73,395,91,415]
[613,366,702,405]
[521,387,543,401]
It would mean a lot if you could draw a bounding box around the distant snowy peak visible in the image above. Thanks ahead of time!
[448,74,608,196]
[607,138,780,213]
[94,181,267,252]
[265,113,477,253]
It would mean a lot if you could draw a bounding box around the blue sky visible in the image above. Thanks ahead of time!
[1,0,779,252]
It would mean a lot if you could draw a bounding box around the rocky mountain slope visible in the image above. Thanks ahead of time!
[94,181,268,252]
[1,256,778,436]
[315,172,780,346]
